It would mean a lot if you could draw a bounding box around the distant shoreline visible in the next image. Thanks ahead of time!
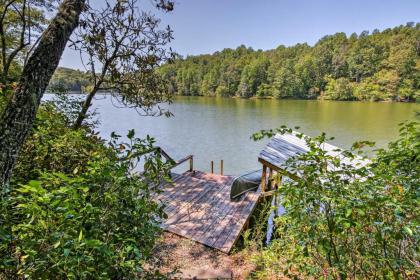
[173,94,418,103]
[54,91,417,103]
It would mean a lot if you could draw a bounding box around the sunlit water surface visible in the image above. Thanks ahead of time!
[84,95,418,175]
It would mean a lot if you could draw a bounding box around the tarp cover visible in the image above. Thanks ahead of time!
[230,169,261,200]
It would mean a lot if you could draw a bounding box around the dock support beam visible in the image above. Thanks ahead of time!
[261,165,267,192]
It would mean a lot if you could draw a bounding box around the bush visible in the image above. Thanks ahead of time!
[12,102,108,183]
[353,78,382,101]
[323,76,355,101]
[1,102,172,278]
[215,85,229,97]
[252,123,419,279]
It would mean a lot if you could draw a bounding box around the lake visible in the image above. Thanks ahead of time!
[87,96,419,176]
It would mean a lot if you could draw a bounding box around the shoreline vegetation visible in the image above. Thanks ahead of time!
[50,23,420,103]
[51,89,418,103]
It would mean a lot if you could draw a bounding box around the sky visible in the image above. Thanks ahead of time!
[59,0,420,70]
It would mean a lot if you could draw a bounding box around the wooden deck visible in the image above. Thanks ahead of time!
[259,132,370,176]
[155,171,260,253]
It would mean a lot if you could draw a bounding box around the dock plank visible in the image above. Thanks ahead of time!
[206,189,259,251]
[189,183,234,242]
[215,190,260,252]
[163,181,222,227]
[167,184,231,235]
[156,171,260,253]
[163,180,209,214]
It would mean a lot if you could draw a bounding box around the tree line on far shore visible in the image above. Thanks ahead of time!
[50,23,420,102]
[48,67,90,93]
[156,23,419,101]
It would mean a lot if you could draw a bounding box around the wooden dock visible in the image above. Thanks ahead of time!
[151,131,366,254]
[155,171,260,253]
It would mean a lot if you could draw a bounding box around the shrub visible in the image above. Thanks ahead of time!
[12,102,108,183]
[252,123,419,279]
[323,76,355,101]
[215,85,229,97]
[1,102,172,278]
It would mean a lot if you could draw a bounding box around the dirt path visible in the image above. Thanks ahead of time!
[148,232,257,279]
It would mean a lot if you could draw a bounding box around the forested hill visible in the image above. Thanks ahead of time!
[49,67,90,93]
[158,23,420,101]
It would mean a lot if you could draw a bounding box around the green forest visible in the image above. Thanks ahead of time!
[158,23,420,101]
[50,23,420,102]
[49,67,90,92]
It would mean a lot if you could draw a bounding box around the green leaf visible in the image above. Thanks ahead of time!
[53,241,61,248]
[78,230,83,241]
[127,129,135,139]
[403,226,413,236]
[28,180,41,188]
[63,249,70,257]
[78,186,89,192]
[85,239,102,247]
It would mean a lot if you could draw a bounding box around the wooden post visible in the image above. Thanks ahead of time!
[189,157,193,172]
[277,174,282,189]
[220,160,224,175]
[268,168,273,191]
[261,165,267,192]
[211,160,214,174]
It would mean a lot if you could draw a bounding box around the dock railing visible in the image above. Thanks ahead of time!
[128,147,193,173]
[171,154,194,172]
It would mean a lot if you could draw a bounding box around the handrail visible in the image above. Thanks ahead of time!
[157,147,175,164]
[127,146,193,172]
[173,154,194,172]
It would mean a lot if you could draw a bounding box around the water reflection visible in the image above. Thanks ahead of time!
[93,96,418,175]
[44,95,418,175]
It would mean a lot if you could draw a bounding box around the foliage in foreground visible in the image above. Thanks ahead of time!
[252,123,419,279]
[0,103,171,279]
[11,100,106,183]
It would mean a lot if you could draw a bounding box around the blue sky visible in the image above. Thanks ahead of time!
[60,0,420,70]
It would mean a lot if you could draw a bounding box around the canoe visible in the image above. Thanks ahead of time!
[230,169,261,200]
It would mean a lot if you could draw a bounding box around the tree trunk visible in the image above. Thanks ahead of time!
[73,86,99,129]
[0,0,86,187]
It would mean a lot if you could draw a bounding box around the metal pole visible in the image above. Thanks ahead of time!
[220,160,223,175]
[211,160,214,174]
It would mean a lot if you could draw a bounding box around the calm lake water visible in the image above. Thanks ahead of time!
[86,96,419,176]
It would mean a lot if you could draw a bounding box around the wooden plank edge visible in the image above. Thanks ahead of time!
[163,226,231,254]
[225,191,262,254]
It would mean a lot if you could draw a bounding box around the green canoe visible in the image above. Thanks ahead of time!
[230,169,262,200]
